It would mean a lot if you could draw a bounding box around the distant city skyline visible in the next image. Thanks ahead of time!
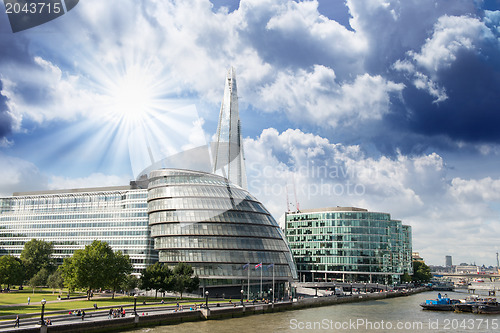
[1,0,500,266]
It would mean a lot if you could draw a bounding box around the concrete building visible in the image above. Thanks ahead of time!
[285,207,412,284]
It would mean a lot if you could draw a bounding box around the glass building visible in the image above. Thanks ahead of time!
[148,168,297,297]
[285,207,412,284]
[0,184,157,274]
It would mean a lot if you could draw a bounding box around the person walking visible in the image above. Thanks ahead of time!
[14,315,20,328]
[27,297,30,305]
[81,310,85,321]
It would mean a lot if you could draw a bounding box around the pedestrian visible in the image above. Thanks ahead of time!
[27,297,30,305]
[81,310,85,320]
[14,315,20,328]
[108,308,113,319]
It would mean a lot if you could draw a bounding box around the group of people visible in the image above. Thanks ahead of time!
[68,309,86,320]
[108,307,126,318]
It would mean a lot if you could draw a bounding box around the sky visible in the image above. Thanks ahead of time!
[0,0,499,266]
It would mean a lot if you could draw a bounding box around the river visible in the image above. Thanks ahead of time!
[131,290,499,332]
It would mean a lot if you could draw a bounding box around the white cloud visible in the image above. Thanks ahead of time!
[256,65,404,127]
[245,128,500,265]
[410,15,489,73]
[0,57,101,127]
[48,173,131,190]
[393,14,497,102]
[0,154,48,196]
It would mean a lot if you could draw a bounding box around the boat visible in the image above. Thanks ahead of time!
[431,281,454,291]
[420,294,460,311]
[454,296,484,313]
[473,298,500,314]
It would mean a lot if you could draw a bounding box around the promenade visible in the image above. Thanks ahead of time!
[0,287,428,332]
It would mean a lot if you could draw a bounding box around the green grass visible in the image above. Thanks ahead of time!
[0,288,206,318]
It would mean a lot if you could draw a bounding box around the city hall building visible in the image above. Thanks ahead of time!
[285,207,412,284]
[0,68,297,297]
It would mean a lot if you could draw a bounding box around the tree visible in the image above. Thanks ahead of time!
[29,268,50,292]
[401,272,412,283]
[59,240,129,300]
[413,261,432,283]
[121,274,139,295]
[58,257,78,294]
[140,262,172,299]
[107,251,132,299]
[0,255,24,288]
[20,239,55,281]
[170,262,199,299]
[47,270,64,294]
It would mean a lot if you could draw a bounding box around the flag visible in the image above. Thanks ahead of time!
[266,263,274,269]
[242,263,249,270]
[255,263,262,269]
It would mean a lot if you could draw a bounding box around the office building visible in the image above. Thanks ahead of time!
[285,207,412,284]
[445,255,452,267]
[0,183,156,273]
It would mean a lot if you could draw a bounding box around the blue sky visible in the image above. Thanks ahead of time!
[0,0,500,266]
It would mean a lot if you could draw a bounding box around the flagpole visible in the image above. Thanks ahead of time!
[272,264,275,309]
[260,264,263,299]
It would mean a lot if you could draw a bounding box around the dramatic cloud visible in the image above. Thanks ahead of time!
[256,65,404,128]
[1,0,499,265]
[245,128,500,264]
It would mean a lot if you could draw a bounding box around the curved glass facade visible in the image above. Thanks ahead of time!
[148,169,297,284]
[285,207,412,284]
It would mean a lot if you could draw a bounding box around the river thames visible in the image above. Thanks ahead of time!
[130,290,499,333]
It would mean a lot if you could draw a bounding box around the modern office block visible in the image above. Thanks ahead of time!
[285,207,412,284]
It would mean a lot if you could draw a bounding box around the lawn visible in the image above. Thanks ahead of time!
[0,288,206,318]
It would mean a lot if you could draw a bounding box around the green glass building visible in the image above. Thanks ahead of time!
[285,207,412,284]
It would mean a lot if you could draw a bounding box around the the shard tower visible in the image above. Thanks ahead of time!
[212,67,247,189]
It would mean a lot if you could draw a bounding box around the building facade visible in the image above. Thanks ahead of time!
[285,207,412,284]
[148,168,297,297]
[0,184,157,274]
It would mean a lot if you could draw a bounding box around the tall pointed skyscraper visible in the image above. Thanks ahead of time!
[213,67,247,189]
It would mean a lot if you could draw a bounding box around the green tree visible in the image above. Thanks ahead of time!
[58,257,77,294]
[121,274,139,295]
[401,272,412,283]
[413,261,432,283]
[47,269,64,294]
[0,255,24,288]
[171,262,199,299]
[29,268,50,292]
[20,239,55,281]
[107,251,132,299]
[140,262,172,299]
[59,240,126,300]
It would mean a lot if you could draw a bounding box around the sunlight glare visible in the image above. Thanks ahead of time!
[107,66,156,124]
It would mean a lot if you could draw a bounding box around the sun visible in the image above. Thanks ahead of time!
[105,65,157,124]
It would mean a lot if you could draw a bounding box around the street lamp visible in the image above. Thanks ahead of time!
[134,294,138,315]
[40,298,46,326]
[240,289,244,305]
[205,291,209,309]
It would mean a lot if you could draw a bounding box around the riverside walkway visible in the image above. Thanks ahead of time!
[0,287,428,332]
